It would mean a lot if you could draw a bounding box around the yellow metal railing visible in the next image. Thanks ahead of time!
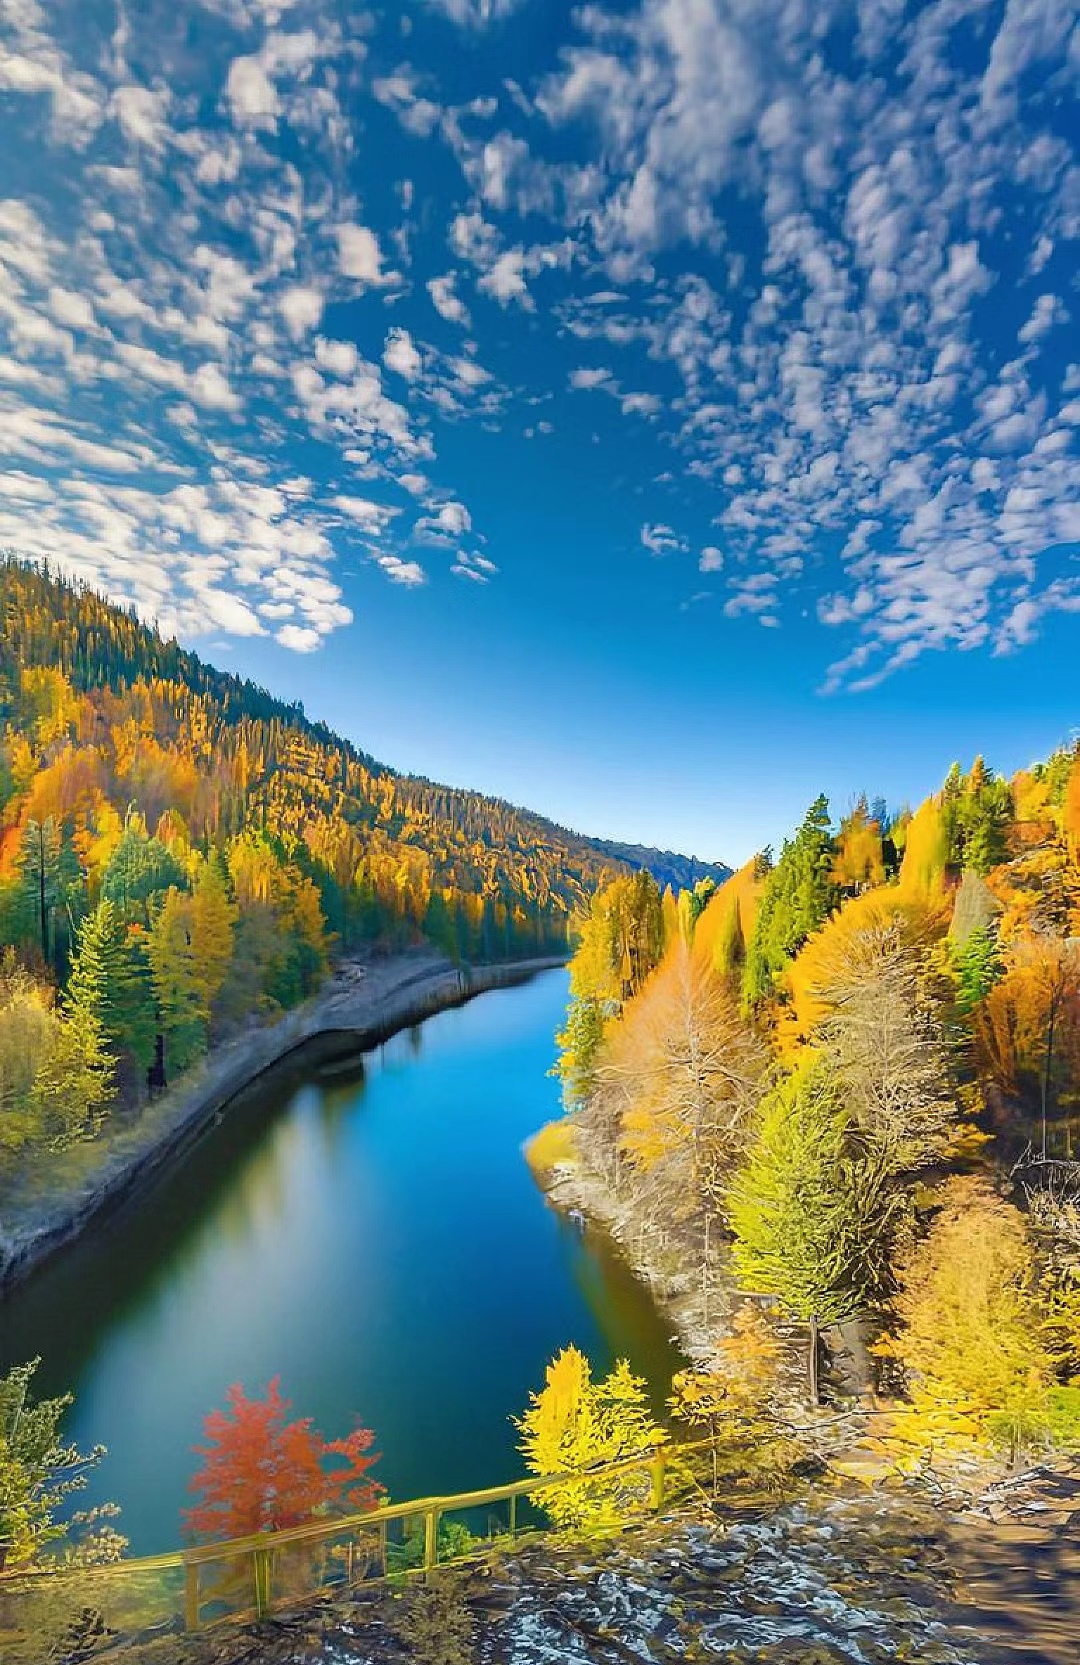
[0,1437,711,1660]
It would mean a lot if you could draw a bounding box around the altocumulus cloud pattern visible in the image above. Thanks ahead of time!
[0,0,1076,685]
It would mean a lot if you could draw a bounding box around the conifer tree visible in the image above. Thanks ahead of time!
[147,888,206,1077]
[727,1059,879,1404]
[67,900,155,1074]
[743,796,838,1007]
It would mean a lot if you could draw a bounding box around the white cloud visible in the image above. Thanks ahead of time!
[334,495,399,533]
[336,224,389,286]
[383,328,422,381]
[375,554,426,586]
[477,246,531,308]
[276,622,322,650]
[641,522,686,557]
[570,366,614,390]
[428,273,470,325]
[111,84,171,150]
[1019,292,1068,345]
[224,56,280,130]
[699,545,723,572]
[278,285,324,340]
[424,0,526,25]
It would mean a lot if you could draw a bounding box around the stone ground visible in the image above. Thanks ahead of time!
[49,1470,1079,1665]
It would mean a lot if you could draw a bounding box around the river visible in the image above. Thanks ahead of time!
[0,967,683,1556]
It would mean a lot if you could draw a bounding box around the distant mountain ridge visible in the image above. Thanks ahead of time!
[580,837,731,894]
[0,559,726,953]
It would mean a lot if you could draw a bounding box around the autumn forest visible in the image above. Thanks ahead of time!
[4,556,1080,1654]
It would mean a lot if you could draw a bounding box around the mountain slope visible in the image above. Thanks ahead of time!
[0,558,726,958]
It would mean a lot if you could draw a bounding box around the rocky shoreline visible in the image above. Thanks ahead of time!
[528,1131,734,1370]
[0,951,566,1294]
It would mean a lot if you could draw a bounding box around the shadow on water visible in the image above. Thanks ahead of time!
[0,969,683,1554]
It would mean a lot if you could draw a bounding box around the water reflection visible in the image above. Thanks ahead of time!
[0,969,683,1554]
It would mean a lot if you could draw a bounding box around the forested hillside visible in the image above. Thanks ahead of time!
[549,750,1080,1459]
[0,557,721,1176]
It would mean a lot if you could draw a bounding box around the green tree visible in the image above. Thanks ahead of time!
[941,758,1014,876]
[952,925,1004,1016]
[147,888,206,1077]
[742,796,838,1008]
[16,818,84,974]
[553,993,606,1109]
[102,823,186,925]
[0,1359,122,1571]
[727,1058,886,1405]
[29,998,115,1148]
[67,900,155,1074]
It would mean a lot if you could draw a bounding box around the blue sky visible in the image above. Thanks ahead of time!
[0,0,1077,865]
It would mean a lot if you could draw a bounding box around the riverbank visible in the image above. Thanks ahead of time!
[0,952,565,1294]
[527,1122,735,1371]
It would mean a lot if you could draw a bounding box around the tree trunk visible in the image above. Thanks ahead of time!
[1041,992,1058,1161]
[38,824,48,965]
[808,1313,820,1408]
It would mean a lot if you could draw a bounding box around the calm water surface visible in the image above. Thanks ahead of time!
[0,969,683,1554]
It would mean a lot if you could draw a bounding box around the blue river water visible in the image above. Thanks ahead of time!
[0,968,683,1554]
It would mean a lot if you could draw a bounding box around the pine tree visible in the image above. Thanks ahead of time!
[67,900,155,1075]
[743,797,838,1007]
[30,999,115,1147]
[726,1058,882,1404]
[189,857,238,1022]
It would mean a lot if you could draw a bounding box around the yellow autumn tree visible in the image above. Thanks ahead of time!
[581,942,767,1316]
[516,1345,665,1530]
[692,859,765,982]
[669,1305,788,1489]
[781,889,945,1050]
[189,857,238,1019]
[832,798,885,894]
[897,796,949,902]
[895,1176,1057,1460]
[976,934,1080,1152]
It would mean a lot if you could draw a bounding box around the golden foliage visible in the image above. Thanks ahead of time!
[894,1176,1064,1457]
[897,797,949,902]
[516,1346,665,1531]
[692,859,764,979]
[778,889,945,1053]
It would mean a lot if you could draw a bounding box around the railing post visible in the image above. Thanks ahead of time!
[252,1542,272,1618]
[650,1448,667,1512]
[509,1494,517,1540]
[184,1561,200,1631]
[423,1508,439,1576]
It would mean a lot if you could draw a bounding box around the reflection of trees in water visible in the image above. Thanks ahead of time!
[554,1212,684,1418]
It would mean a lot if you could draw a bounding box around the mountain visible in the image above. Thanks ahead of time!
[0,558,726,965]
[580,838,731,893]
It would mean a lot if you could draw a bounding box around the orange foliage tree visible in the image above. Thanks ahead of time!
[976,934,1080,1152]
[185,1378,383,1541]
